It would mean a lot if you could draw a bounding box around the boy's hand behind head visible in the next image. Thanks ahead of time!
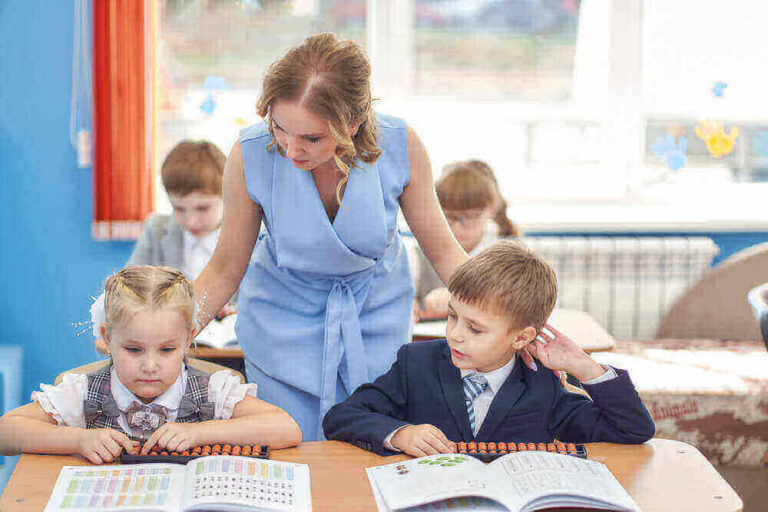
[391,424,455,458]
[527,324,605,382]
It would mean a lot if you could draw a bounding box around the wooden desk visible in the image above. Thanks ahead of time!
[0,439,741,512]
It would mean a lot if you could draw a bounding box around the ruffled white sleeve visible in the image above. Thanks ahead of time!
[207,370,258,420]
[30,373,89,427]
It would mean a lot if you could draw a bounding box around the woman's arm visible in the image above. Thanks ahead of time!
[195,140,262,329]
[399,126,467,284]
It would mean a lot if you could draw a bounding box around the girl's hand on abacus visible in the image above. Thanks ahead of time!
[141,422,200,454]
[391,424,454,457]
[77,428,138,464]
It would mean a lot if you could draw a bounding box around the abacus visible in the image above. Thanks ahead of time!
[119,444,270,464]
[452,442,586,462]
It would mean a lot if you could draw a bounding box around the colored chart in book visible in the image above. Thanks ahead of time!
[191,458,296,507]
[55,466,173,509]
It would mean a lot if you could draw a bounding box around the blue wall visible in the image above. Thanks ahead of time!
[0,1,132,403]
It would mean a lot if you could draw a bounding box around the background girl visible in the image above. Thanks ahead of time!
[415,159,519,317]
[0,266,301,464]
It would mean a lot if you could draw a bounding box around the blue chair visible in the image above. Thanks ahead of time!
[747,282,768,351]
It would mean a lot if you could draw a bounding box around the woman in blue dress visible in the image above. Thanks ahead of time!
[194,33,467,441]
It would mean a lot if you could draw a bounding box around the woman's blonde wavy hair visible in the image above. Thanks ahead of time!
[103,266,196,335]
[257,32,382,205]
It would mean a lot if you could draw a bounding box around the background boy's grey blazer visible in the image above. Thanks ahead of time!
[128,213,237,305]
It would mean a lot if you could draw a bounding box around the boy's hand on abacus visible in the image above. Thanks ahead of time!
[391,424,454,457]
[77,428,138,464]
[141,422,200,454]
[527,324,604,382]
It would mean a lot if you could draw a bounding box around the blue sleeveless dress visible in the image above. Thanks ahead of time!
[236,113,414,440]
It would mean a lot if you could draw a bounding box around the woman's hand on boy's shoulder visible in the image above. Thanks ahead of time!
[141,422,201,455]
[77,428,138,464]
[527,324,604,382]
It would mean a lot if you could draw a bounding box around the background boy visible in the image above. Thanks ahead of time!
[128,140,236,315]
[323,241,655,457]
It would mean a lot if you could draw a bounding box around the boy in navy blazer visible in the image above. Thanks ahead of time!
[323,241,655,457]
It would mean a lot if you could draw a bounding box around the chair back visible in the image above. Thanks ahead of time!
[748,282,768,351]
[656,241,768,340]
[54,358,245,386]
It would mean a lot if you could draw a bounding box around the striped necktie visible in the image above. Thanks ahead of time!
[463,374,489,435]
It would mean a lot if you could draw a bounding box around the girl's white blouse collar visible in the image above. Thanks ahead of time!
[109,364,187,412]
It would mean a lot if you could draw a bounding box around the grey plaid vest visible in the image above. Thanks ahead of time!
[83,364,213,438]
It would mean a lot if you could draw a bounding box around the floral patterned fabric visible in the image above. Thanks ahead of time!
[593,339,768,466]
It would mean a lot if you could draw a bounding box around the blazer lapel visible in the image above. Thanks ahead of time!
[475,357,527,440]
[438,346,474,441]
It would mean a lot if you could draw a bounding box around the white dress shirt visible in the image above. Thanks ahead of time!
[181,228,220,281]
[383,356,617,451]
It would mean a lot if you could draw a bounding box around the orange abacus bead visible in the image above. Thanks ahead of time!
[457,442,467,452]
[477,442,486,451]
[212,445,221,454]
[488,450,497,454]
[468,449,477,454]
[242,446,252,455]
[567,443,577,453]
[478,450,487,454]
[527,443,536,451]
[223,444,232,452]
[537,443,547,451]
[547,443,556,452]
[507,443,516,452]
[517,443,527,451]
[149,451,159,456]
[487,442,496,451]
[181,450,190,456]
[496,442,506,451]
[232,446,242,456]
[468,442,477,450]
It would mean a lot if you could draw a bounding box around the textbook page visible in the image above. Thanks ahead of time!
[489,451,639,512]
[366,454,513,511]
[44,464,186,512]
[195,314,238,349]
[366,468,506,512]
[180,456,312,512]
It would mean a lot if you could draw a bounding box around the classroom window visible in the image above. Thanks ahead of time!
[153,0,768,216]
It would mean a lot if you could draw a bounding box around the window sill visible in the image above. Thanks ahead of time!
[511,183,768,233]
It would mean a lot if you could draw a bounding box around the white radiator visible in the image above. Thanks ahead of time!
[525,237,720,340]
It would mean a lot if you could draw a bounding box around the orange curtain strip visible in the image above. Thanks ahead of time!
[92,0,155,240]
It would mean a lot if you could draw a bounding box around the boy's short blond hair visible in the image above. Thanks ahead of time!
[448,240,557,331]
[161,140,225,196]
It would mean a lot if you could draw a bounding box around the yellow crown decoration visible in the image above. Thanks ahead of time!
[694,119,739,158]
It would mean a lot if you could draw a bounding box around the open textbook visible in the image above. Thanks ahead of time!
[195,314,238,349]
[44,456,311,512]
[366,451,639,512]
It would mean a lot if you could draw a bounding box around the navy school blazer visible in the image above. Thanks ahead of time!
[323,339,655,455]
